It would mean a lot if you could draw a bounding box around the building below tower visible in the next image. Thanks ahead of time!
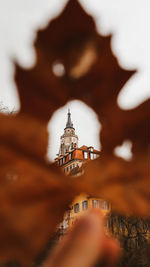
[55,109,110,233]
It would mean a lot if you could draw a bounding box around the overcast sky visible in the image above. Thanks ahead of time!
[0,0,150,161]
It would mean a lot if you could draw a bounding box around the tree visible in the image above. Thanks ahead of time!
[108,212,150,266]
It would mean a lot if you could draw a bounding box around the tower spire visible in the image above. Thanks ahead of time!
[65,108,74,129]
[58,108,78,155]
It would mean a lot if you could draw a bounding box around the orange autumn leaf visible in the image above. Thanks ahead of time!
[0,113,78,265]
[79,154,150,217]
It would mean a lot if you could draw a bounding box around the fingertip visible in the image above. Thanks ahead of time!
[102,236,121,265]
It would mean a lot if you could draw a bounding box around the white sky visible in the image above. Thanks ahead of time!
[0,0,150,161]
[47,100,101,160]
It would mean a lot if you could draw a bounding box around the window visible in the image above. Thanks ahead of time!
[84,151,88,159]
[70,165,72,170]
[99,200,109,210]
[74,203,79,213]
[92,200,100,208]
[73,163,75,168]
[69,153,72,161]
[92,200,109,210]
[94,154,99,159]
[59,159,63,166]
[103,201,109,210]
[90,153,94,160]
[82,200,88,210]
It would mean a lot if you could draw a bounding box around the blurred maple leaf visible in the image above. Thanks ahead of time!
[0,0,150,265]
[0,113,78,265]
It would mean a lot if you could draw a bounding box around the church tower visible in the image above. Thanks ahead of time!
[59,109,78,156]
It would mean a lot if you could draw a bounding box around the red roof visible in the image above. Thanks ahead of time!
[55,146,100,166]
[79,145,100,154]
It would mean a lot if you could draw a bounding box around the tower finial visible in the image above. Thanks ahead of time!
[65,108,73,128]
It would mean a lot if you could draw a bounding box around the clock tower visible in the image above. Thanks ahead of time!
[59,109,78,156]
